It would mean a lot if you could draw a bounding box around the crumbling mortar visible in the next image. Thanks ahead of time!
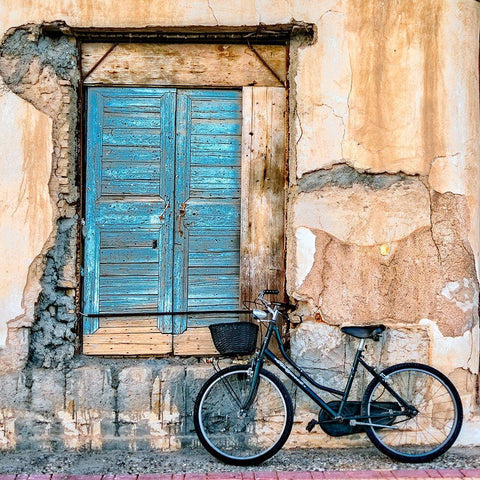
[297,164,425,193]
[0,24,80,370]
[110,367,121,438]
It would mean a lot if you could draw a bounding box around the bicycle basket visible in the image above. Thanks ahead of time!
[209,322,259,355]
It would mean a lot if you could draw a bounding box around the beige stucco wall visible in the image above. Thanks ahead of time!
[0,0,479,449]
[0,83,53,350]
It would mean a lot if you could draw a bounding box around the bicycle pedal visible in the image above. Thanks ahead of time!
[306,419,318,432]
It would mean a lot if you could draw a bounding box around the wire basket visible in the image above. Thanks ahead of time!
[209,322,259,355]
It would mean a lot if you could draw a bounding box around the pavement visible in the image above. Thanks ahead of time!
[1,471,480,480]
[0,447,479,480]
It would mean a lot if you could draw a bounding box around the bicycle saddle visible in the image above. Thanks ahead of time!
[341,324,385,340]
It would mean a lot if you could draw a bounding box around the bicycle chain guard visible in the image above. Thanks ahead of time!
[317,401,401,437]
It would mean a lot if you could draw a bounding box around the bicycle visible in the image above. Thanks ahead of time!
[193,290,463,466]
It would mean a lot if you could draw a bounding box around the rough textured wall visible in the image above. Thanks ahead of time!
[0,85,52,358]
[0,26,79,371]
[288,0,480,417]
[0,0,478,450]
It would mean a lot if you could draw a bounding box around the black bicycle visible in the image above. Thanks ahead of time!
[193,290,463,466]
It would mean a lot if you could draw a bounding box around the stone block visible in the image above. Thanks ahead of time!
[378,326,430,367]
[0,409,16,449]
[290,322,346,371]
[0,373,28,410]
[30,369,65,414]
[152,365,185,421]
[117,365,153,417]
[66,365,114,411]
[181,364,216,436]
[14,412,63,450]
[149,365,186,449]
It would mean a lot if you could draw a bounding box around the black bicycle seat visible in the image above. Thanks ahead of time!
[341,325,386,339]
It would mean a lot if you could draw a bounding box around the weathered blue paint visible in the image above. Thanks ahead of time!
[84,87,241,336]
[173,90,242,332]
[84,87,176,334]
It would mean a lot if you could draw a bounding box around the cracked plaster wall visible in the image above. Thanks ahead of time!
[0,26,79,372]
[287,0,480,414]
[0,0,479,450]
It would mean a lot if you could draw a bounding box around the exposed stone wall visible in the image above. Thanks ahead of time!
[0,359,211,450]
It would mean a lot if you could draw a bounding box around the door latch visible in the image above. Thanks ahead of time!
[177,202,187,237]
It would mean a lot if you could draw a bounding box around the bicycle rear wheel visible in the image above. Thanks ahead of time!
[362,362,463,463]
[194,365,294,465]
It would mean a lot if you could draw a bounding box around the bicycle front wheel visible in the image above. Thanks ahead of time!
[194,365,294,465]
[362,362,463,463]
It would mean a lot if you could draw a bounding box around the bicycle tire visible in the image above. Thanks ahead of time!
[361,362,463,463]
[193,364,294,465]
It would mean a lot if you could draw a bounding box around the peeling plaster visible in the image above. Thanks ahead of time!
[293,174,431,246]
[419,318,479,375]
[295,227,316,289]
[429,152,466,195]
[441,278,477,314]
[0,25,79,370]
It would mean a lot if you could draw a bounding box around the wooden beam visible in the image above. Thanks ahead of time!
[81,43,286,87]
[83,330,172,355]
[173,327,219,356]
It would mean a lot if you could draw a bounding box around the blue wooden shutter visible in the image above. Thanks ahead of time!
[173,90,242,333]
[83,87,176,334]
[84,87,242,347]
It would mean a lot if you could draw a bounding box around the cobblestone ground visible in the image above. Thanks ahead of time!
[0,447,478,476]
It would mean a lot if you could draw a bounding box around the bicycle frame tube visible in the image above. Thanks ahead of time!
[244,319,366,419]
[358,357,414,410]
[241,309,414,421]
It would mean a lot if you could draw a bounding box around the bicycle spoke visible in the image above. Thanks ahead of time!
[194,366,293,465]
[362,364,462,462]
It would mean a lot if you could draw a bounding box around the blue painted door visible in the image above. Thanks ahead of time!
[83,87,241,336]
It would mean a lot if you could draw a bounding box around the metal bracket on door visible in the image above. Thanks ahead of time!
[177,202,186,237]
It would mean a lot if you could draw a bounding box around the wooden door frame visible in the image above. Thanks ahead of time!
[79,41,289,356]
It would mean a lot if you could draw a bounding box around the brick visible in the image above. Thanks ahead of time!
[310,473,326,480]
[392,471,429,479]
[437,471,464,478]
[347,472,383,479]
[242,473,255,480]
[138,476,173,480]
[460,471,480,479]
[27,475,52,480]
[208,474,243,480]
[324,473,348,480]
[51,476,68,480]
[379,473,395,479]
[425,471,443,478]
[0,476,16,480]
[184,475,206,480]
[114,476,138,480]
[254,473,277,480]
[277,473,312,480]
[67,476,102,480]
